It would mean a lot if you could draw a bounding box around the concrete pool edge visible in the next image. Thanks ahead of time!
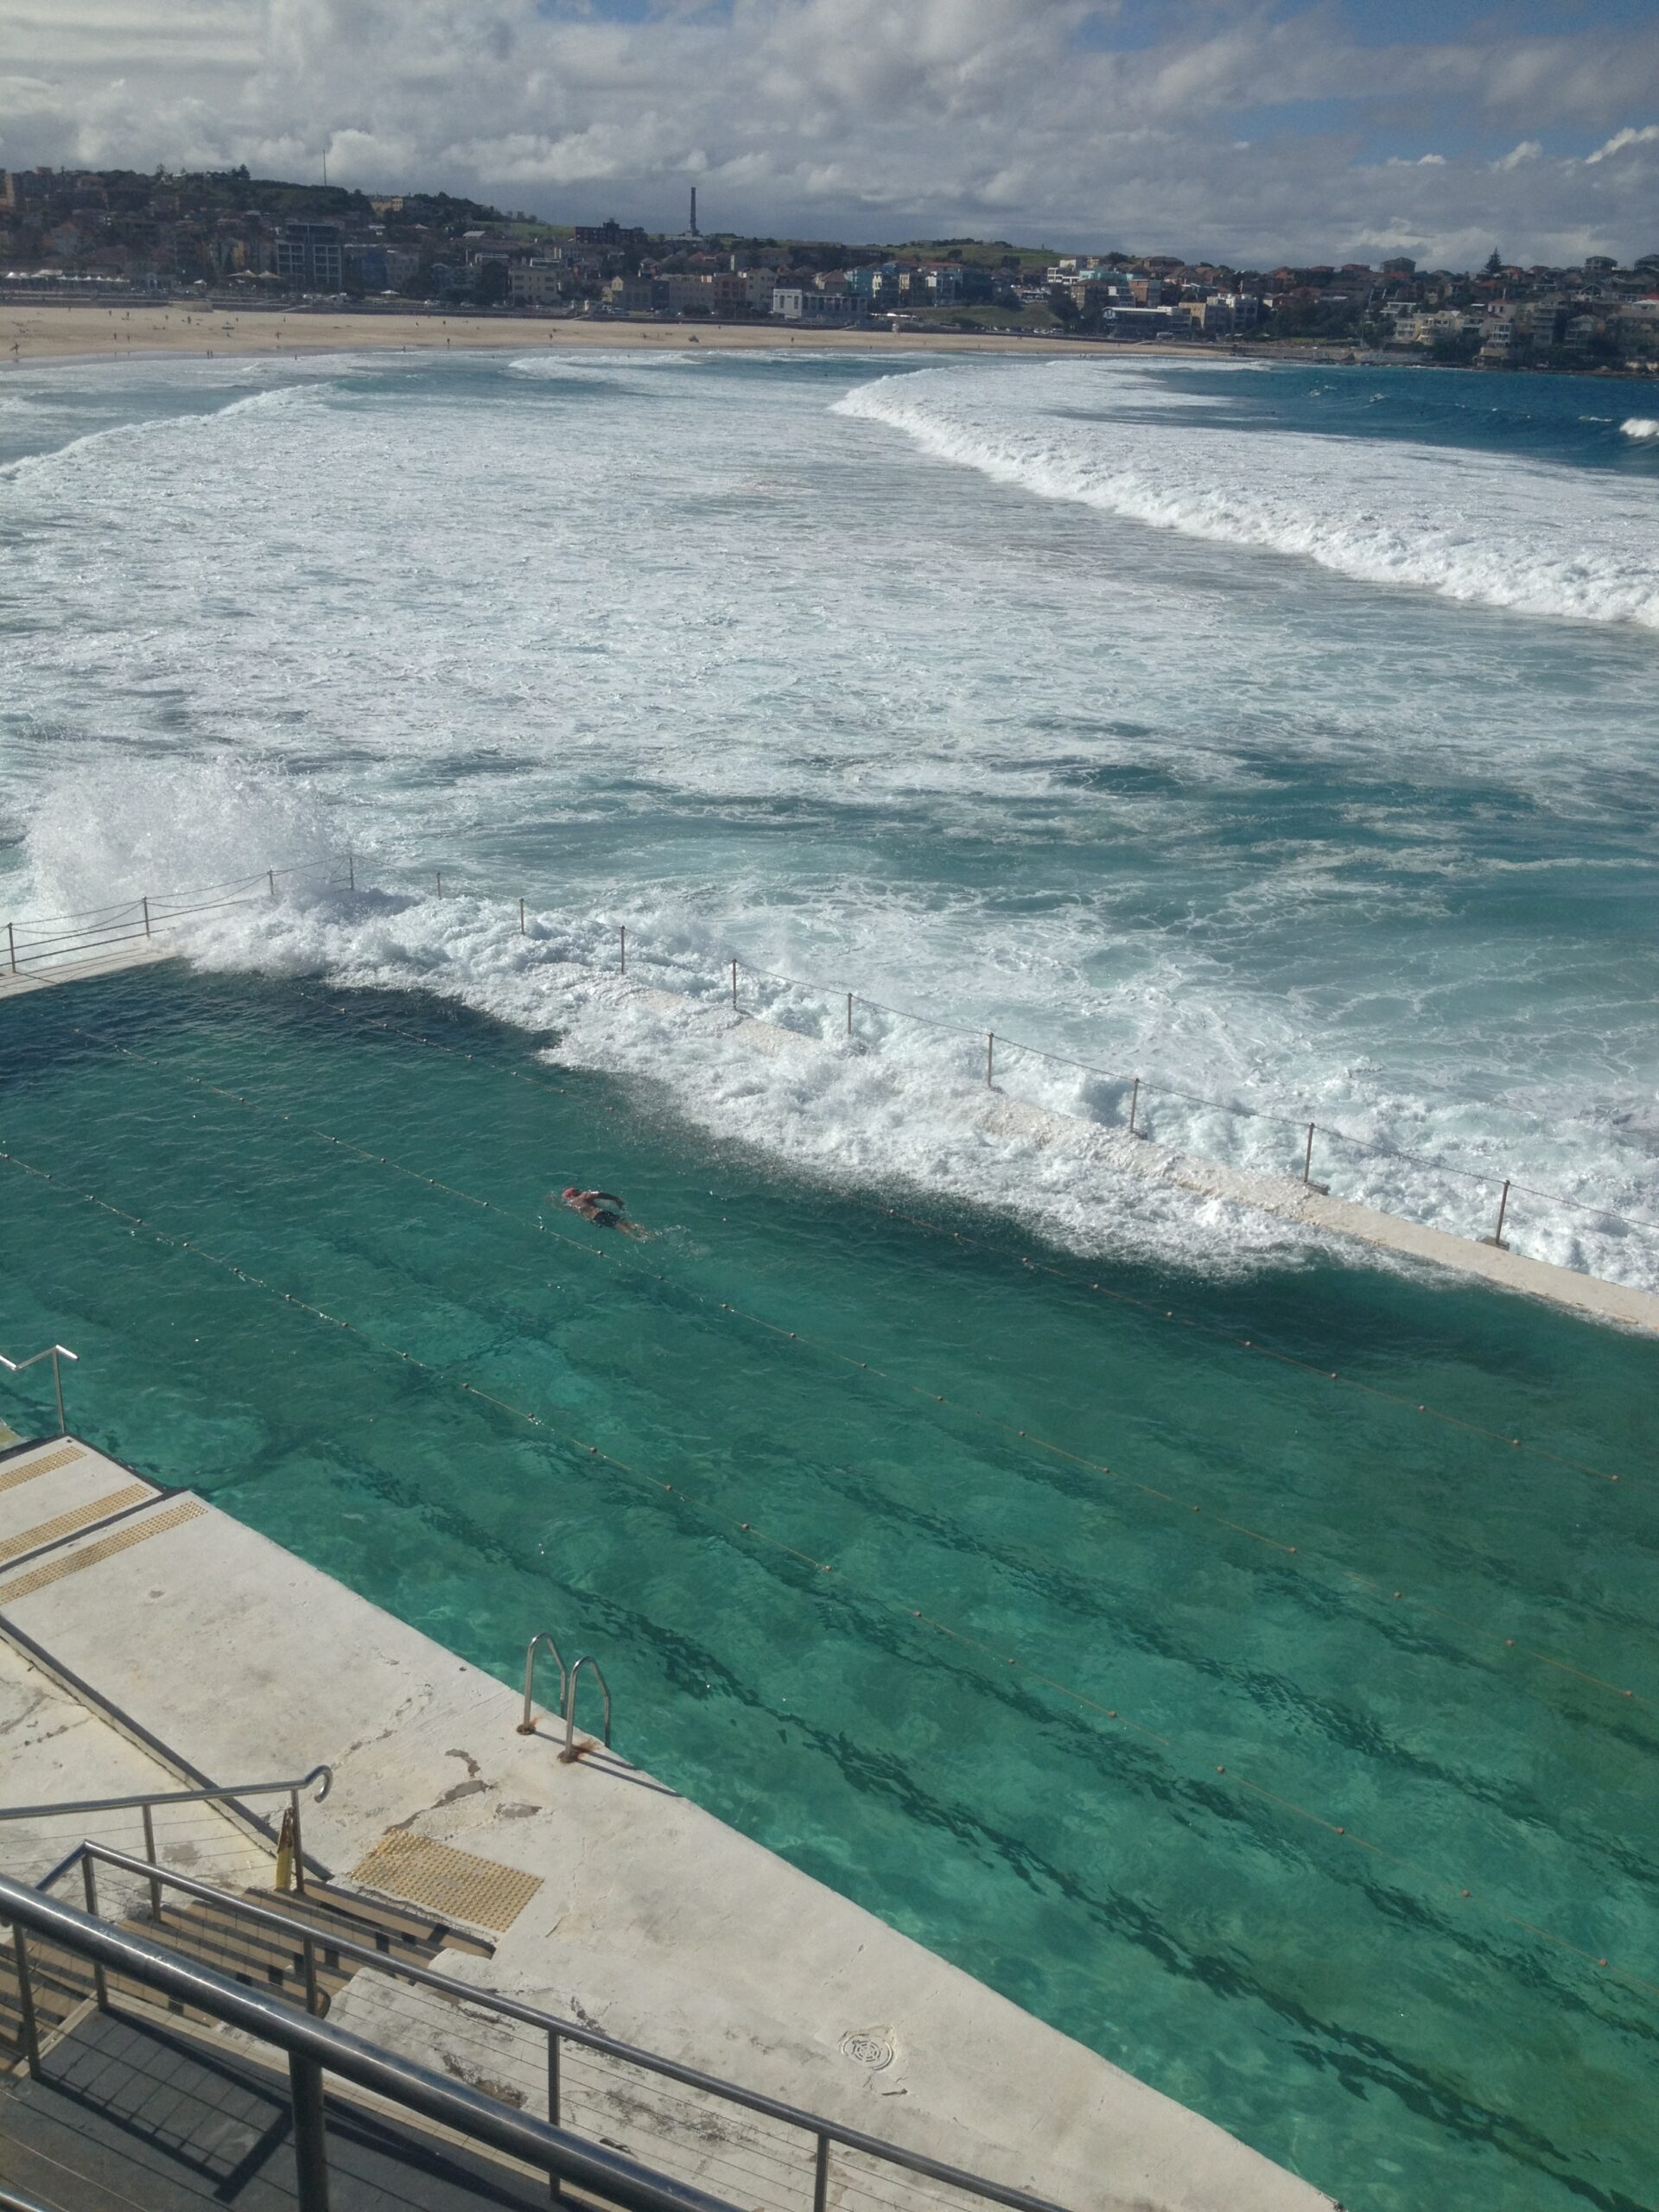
[0,1446,1337,2212]
[10,942,1647,1336]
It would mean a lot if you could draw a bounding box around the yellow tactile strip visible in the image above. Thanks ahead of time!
[349,1829,542,1936]
[0,1443,84,1495]
[0,1481,153,1566]
[0,1498,205,1606]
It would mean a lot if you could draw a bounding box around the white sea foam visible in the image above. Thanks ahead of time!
[5,353,1657,1297]
[1623,417,1659,440]
[837,365,1659,629]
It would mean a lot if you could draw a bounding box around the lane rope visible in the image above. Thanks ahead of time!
[3,1134,1652,2012]
[70,1021,1653,1719]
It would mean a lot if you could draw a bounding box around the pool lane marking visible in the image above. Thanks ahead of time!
[3,1135,1654,2014]
[68,1027,1655,1719]
[289,988,1638,1496]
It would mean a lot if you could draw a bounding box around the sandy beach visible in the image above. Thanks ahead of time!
[1,296,1224,367]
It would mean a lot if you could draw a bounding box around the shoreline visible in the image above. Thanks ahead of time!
[2,296,1247,368]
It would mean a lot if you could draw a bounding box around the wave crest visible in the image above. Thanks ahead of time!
[836,366,1659,630]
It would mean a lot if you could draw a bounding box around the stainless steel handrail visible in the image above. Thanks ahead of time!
[561,1653,612,1764]
[0,1344,78,1436]
[0,1765,333,1822]
[0,1869,741,2212]
[518,1629,569,1734]
[60,1842,1071,2212]
[3,1767,333,1906]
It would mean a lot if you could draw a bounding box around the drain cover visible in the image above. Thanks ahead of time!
[839,2031,894,2070]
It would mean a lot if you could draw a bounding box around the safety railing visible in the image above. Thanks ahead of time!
[2,858,353,976]
[35,1843,1071,2212]
[0,1342,77,1435]
[0,1866,741,2212]
[15,847,1649,1271]
[516,1632,614,1765]
[1,1768,331,1906]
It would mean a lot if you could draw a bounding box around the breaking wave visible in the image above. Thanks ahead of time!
[836,365,1659,630]
[1623,416,1659,440]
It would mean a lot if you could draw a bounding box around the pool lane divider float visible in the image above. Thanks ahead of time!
[61,1017,1650,1732]
[8,861,1659,1329]
[0,1125,1651,2019]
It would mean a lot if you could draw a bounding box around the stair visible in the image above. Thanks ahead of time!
[0,1871,493,2071]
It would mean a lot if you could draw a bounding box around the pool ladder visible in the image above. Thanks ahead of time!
[517,1632,613,1764]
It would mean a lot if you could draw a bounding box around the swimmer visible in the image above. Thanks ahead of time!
[558,1185,648,1237]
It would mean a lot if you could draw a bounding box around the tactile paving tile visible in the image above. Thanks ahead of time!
[349,1829,543,1935]
[0,1480,152,1565]
[0,1442,84,1495]
[0,1497,205,1606]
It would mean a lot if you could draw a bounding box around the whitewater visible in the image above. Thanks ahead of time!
[3,346,1657,1290]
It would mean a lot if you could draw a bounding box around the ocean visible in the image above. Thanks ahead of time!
[3,343,1657,2210]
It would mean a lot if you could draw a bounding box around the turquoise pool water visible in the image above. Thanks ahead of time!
[4,963,1656,2211]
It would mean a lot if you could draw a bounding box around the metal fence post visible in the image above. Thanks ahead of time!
[10,1922,41,2080]
[1484,1179,1510,1249]
[302,1932,320,2017]
[347,852,355,893]
[1300,1122,1329,1196]
[520,899,526,937]
[986,1032,995,1086]
[80,1854,109,2011]
[547,2029,563,2204]
[845,991,853,1037]
[730,959,738,1011]
[619,925,626,975]
[812,2131,831,2212]
[141,896,151,940]
[141,1802,162,1922]
[269,870,277,899]
[290,1789,308,1896]
[289,2050,331,2212]
[1128,1077,1141,1138]
[50,1346,67,1436]
[6,920,14,974]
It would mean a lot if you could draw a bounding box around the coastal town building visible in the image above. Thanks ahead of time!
[1,166,1654,368]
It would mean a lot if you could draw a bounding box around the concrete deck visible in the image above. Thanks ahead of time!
[0,1443,1334,2212]
[671,992,1659,1335]
[6,932,1648,1333]
[0,939,180,1000]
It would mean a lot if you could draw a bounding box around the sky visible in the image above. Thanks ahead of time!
[2,0,1657,266]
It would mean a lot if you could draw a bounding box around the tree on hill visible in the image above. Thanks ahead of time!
[1483,249,1503,276]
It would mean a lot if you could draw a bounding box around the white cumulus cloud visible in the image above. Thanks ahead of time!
[1586,124,1659,164]
[1,2,1656,263]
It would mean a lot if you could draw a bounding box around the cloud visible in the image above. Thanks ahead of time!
[1586,124,1659,164]
[0,2,1656,263]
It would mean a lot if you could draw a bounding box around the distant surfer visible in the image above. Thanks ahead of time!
[558,1186,648,1238]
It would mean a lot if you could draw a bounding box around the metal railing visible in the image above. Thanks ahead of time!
[518,1629,569,1732]
[18,845,1639,1268]
[517,1633,614,1765]
[0,1343,77,1435]
[5,1768,332,1908]
[407,865,1659,1268]
[32,1843,1070,2212]
[2,860,351,976]
[560,1654,612,1765]
[0,1866,741,2212]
